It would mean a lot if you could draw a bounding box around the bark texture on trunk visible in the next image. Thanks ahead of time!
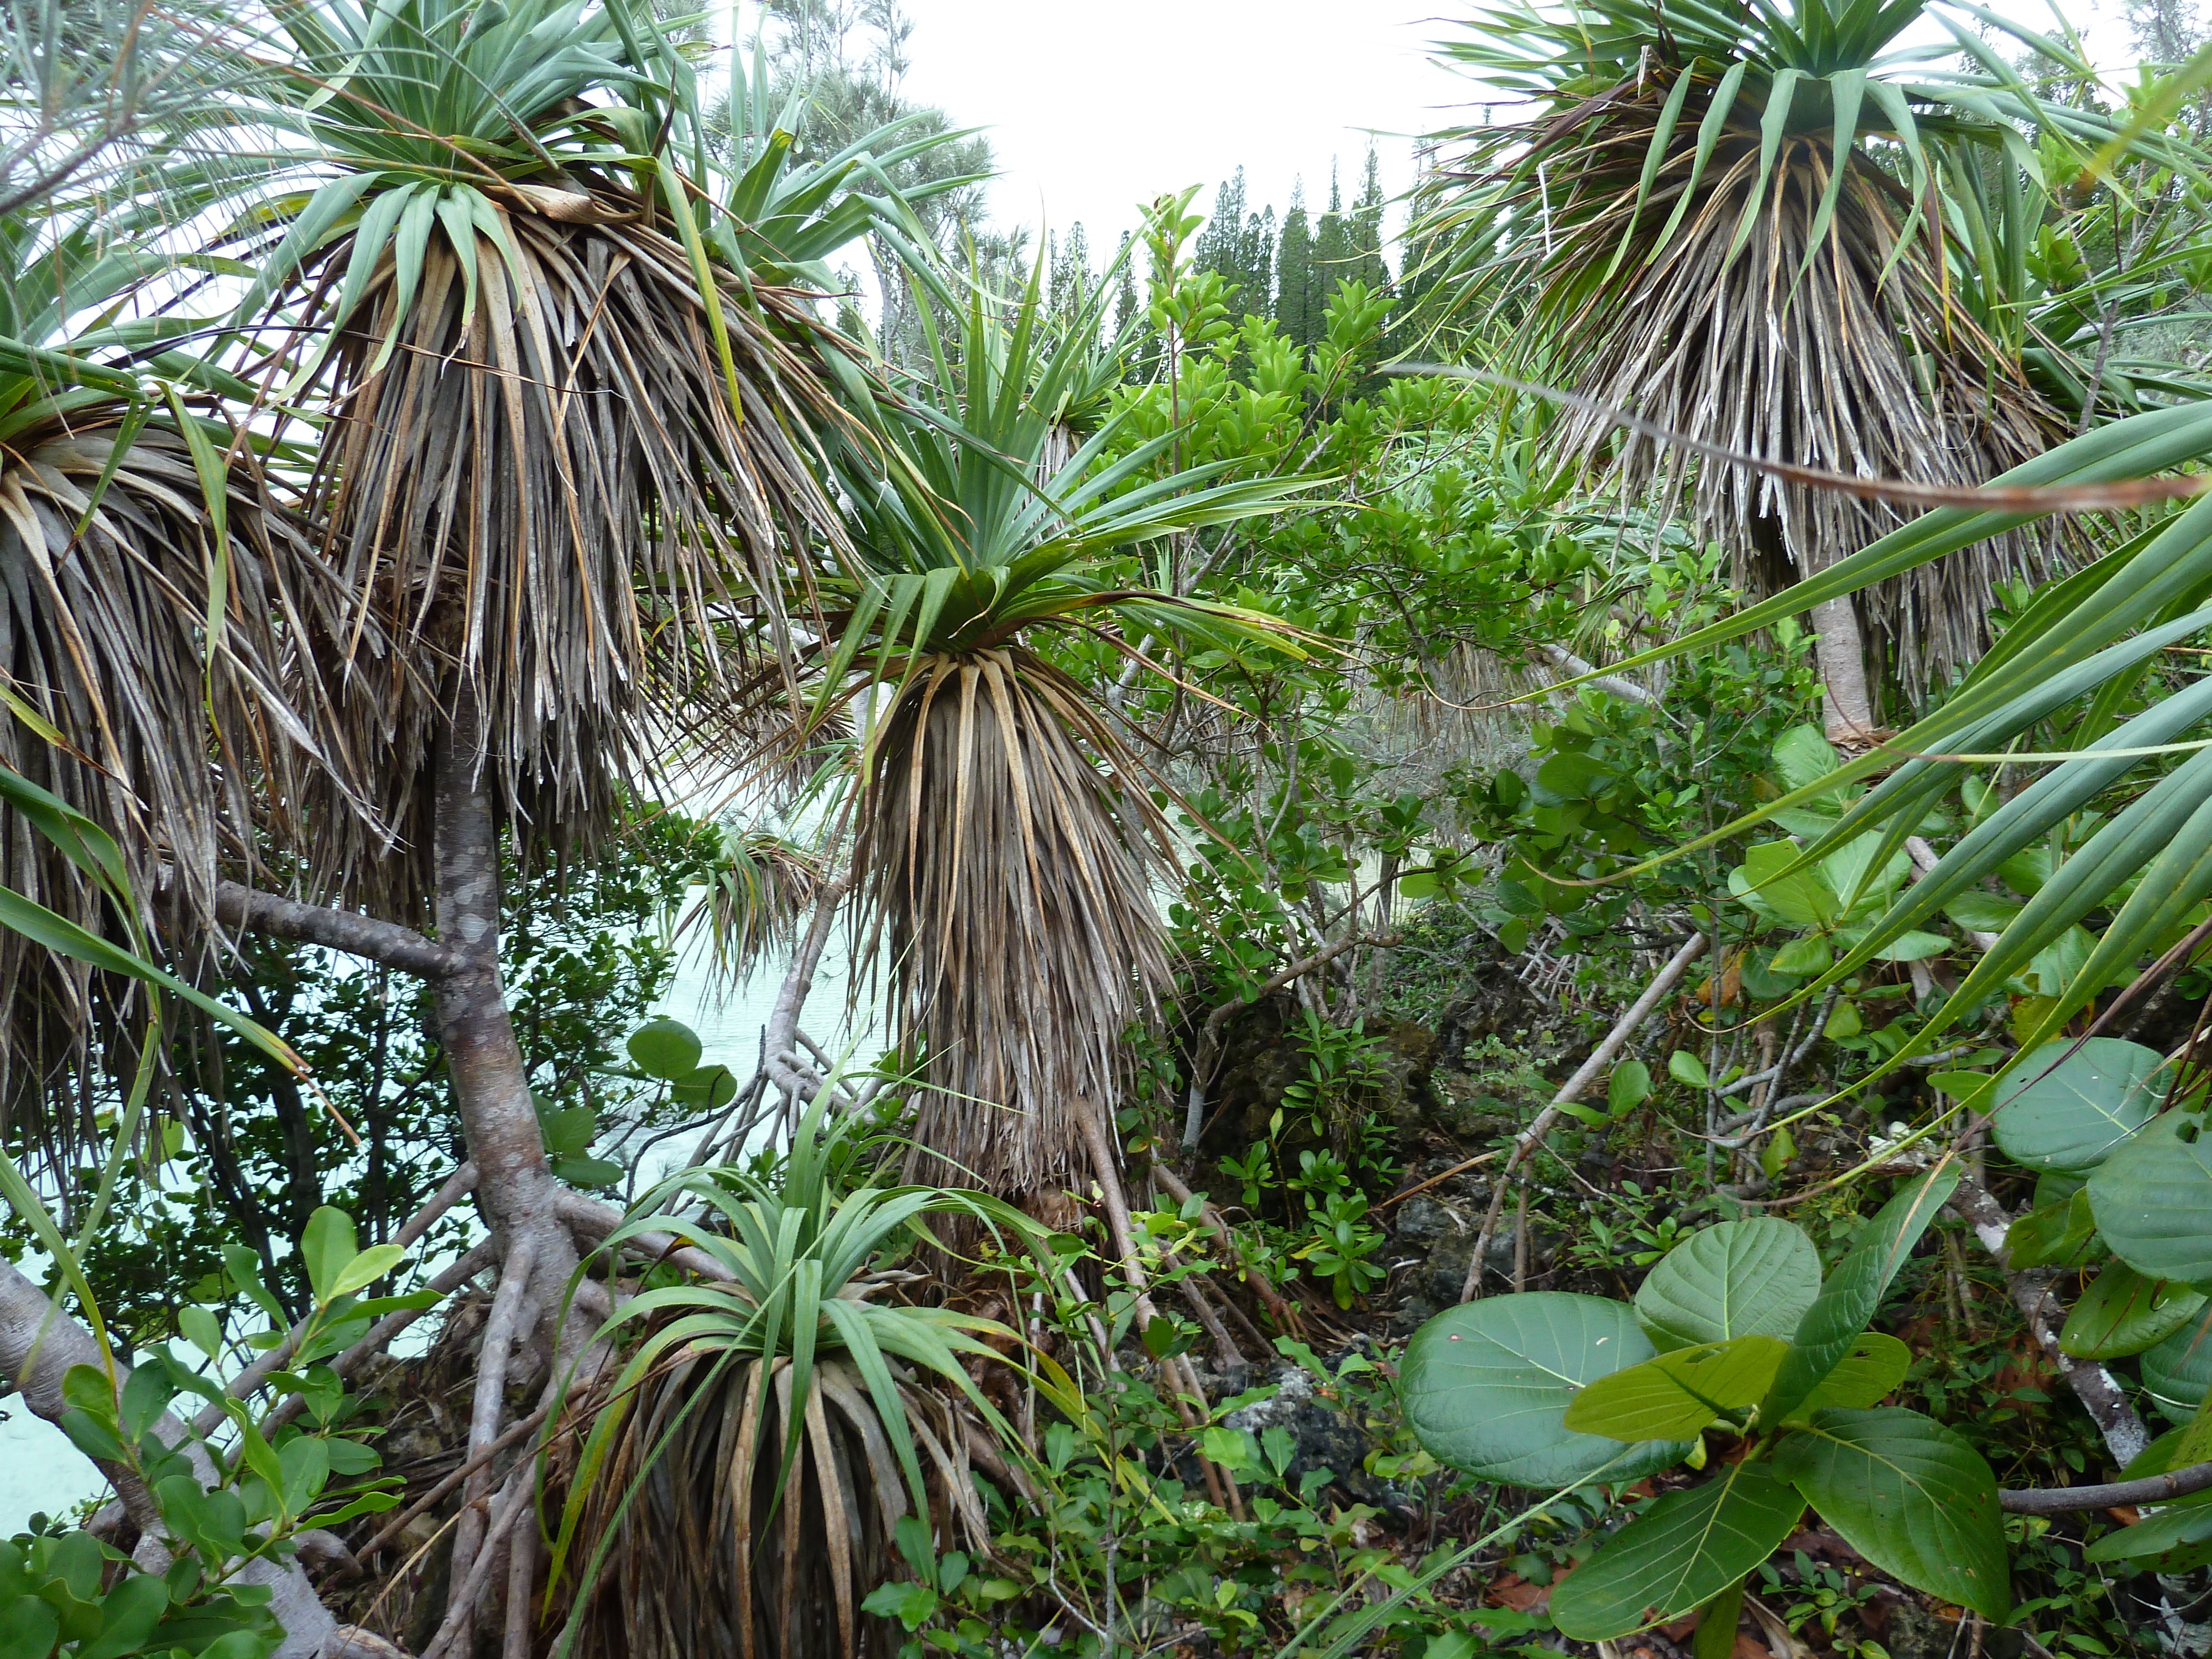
[1812,595,1877,745]
[429,694,589,1371]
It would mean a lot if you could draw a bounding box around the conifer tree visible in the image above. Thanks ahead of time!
[1348,145,1390,291]
[1275,179,1319,348]
[1049,222,1094,342]
[1313,163,1350,295]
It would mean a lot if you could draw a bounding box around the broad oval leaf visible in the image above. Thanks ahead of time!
[1564,1335,1790,1442]
[1401,1293,1692,1487]
[2143,1306,2212,1417]
[1788,1333,1912,1419]
[2060,1262,2206,1360]
[1771,1407,2009,1620]
[1550,1463,1804,1640]
[301,1206,358,1306]
[1731,842,1839,930]
[2089,1109,2212,1285]
[627,1017,705,1082]
[1992,1038,2166,1172]
[1610,1060,1653,1116]
[1635,1218,1821,1350]
[1764,1170,1959,1425]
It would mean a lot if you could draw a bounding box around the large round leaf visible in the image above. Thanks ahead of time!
[2143,1306,2212,1418]
[1550,1463,1804,1640]
[1635,1218,1820,1350]
[2088,1109,2212,1285]
[1992,1039,2165,1172]
[1771,1407,2008,1620]
[1401,1293,1691,1487]
[2058,1262,2206,1360]
[627,1018,704,1082]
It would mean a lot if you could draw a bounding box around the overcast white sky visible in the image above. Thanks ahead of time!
[891,1,1475,249]
[862,0,2158,257]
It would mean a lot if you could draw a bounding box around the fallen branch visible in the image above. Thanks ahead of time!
[1951,1172,2150,1465]
[1078,1103,1243,1519]
[1151,1164,1301,1335]
[1372,1150,1501,1214]
[1540,643,1660,708]
[1460,932,1707,1302]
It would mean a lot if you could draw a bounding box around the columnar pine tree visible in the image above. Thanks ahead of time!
[1275,179,1319,349]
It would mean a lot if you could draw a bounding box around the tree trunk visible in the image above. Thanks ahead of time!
[428,690,591,1374]
[1812,595,1877,745]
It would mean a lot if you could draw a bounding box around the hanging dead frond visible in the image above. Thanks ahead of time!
[1541,138,2064,701]
[284,189,853,916]
[0,420,348,1165]
[854,648,1173,1197]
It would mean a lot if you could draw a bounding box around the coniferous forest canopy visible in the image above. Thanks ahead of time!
[21,0,2212,1655]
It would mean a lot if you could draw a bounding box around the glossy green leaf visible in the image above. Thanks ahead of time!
[1788,1333,1912,1418]
[627,1018,704,1082]
[1771,1408,2009,1619]
[2060,1262,2206,1359]
[2083,1501,2212,1571]
[2089,1108,2212,1284]
[1765,1170,1959,1423]
[2143,1306,2212,1417]
[1610,1060,1653,1117]
[1635,1218,1822,1351]
[0,1596,59,1659]
[1991,1038,2167,1171]
[1550,1463,1804,1640]
[1564,1335,1789,1442]
[300,1206,357,1306]
[1401,1293,1693,1486]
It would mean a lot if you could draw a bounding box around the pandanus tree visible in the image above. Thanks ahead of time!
[1418,0,2180,735]
[786,259,1312,1207]
[0,195,348,1176]
[0,2,954,1652]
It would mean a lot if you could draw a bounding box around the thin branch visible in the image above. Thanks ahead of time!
[351,1405,551,1569]
[1952,1173,2150,1465]
[2001,1458,2212,1515]
[1462,932,1708,1302]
